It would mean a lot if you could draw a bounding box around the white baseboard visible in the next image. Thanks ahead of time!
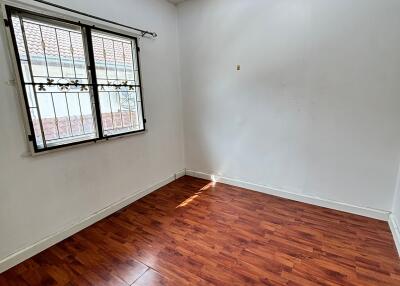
[389,214,400,256]
[186,170,390,221]
[0,170,185,274]
[175,169,186,179]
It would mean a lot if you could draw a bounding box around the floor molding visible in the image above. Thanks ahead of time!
[186,170,390,221]
[175,169,186,179]
[0,170,185,274]
[389,214,400,256]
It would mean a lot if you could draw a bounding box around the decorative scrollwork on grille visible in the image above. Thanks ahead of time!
[34,79,137,92]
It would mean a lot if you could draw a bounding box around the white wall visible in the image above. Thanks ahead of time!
[0,0,184,261]
[395,174,400,222]
[178,0,400,212]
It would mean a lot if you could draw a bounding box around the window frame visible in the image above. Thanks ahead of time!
[4,5,146,154]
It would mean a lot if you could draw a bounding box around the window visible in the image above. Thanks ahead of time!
[6,6,145,152]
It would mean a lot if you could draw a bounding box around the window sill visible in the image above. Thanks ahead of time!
[30,128,146,156]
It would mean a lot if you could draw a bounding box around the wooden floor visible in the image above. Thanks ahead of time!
[1,176,399,286]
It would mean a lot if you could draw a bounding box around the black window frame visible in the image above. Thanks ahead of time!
[5,5,146,153]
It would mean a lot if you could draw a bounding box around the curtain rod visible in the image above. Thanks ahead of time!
[32,0,157,38]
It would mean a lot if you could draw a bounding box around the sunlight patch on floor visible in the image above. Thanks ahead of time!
[176,182,216,208]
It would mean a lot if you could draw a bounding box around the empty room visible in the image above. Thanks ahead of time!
[1,0,400,285]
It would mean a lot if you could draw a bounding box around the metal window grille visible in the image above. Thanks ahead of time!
[6,6,146,153]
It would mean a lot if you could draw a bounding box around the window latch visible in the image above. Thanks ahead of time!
[3,19,9,27]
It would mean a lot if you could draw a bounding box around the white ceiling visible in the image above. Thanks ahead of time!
[167,0,186,5]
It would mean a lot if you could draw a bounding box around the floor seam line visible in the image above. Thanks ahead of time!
[130,267,150,285]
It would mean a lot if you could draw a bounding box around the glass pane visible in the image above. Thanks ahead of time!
[120,90,132,128]
[52,92,72,138]
[40,25,63,78]
[123,42,135,81]
[24,21,47,77]
[113,41,126,80]
[79,92,96,135]
[10,12,98,150]
[103,38,117,80]
[92,36,107,79]
[11,16,27,61]
[56,29,76,78]
[66,93,85,136]
[20,61,32,83]
[99,91,113,130]
[92,30,144,136]
[29,108,44,148]
[134,88,144,130]
[26,85,36,107]
[70,32,87,79]
[37,92,58,141]
[110,92,122,129]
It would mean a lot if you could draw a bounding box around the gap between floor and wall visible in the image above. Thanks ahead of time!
[0,168,398,273]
